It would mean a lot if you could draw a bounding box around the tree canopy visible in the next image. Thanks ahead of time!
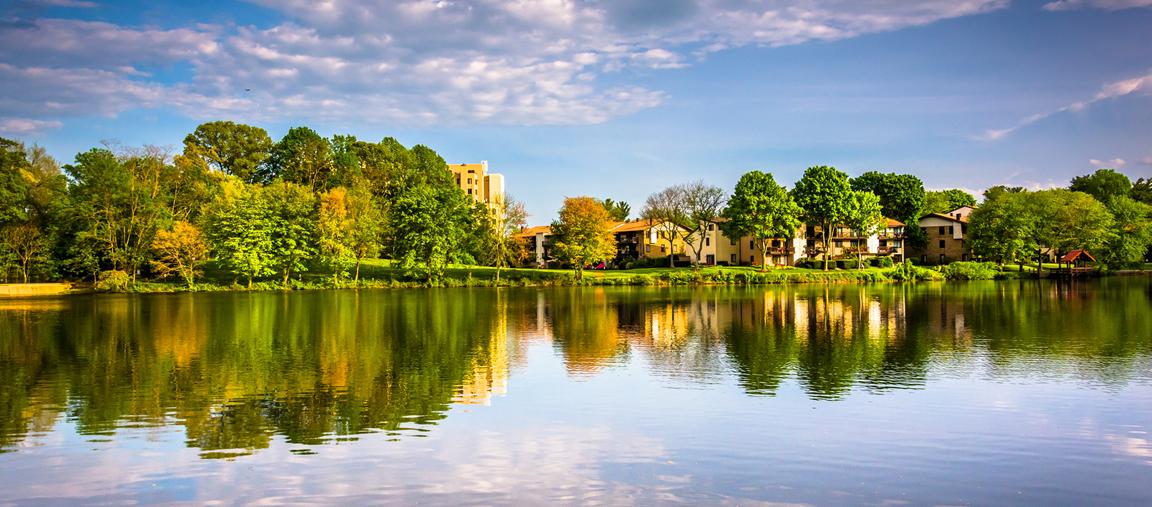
[791,165,852,270]
[720,171,801,270]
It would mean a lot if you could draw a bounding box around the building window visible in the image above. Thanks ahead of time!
[730,237,736,246]
[948,226,955,235]
[645,245,651,253]
[938,239,946,249]
[730,254,737,264]
[749,240,754,249]
[661,245,666,254]
[938,226,946,235]
[705,237,711,246]
[708,223,715,231]
[750,255,755,263]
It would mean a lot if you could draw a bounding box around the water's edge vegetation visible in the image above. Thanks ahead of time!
[28,259,1143,294]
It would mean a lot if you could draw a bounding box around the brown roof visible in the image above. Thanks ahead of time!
[610,220,654,233]
[515,225,551,238]
[886,218,906,227]
[1059,250,1096,263]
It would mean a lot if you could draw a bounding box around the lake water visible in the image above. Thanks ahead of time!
[1,280,1150,505]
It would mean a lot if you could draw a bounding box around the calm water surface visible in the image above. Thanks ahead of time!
[1,280,1150,505]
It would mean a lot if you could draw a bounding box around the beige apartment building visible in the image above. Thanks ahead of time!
[449,161,504,208]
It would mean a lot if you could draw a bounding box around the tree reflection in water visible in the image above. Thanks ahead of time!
[1,279,1149,457]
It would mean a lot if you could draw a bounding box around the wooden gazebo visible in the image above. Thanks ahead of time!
[1056,250,1096,277]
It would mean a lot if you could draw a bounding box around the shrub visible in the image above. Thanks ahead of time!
[795,258,821,269]
[838,259,860,270]
[870,256,895,268]
[939,261,1000,280]
[95,270,131,292]
[885,262,943,281]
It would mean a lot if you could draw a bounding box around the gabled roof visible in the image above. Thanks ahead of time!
[886,218,906,227]
[515,225,551,238]
[1059,250,1096,263]
[609,219,690,233]
[919,212,969,224]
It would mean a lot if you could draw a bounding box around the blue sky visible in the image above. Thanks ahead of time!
[1,0,1149,222]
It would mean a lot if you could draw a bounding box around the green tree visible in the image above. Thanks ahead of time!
[850,171,925,225]
[719,171,801,271]
[63,148,171,282]
[1,223,48,283]
[923,189,977,214]
[202,178,275,288]
[552,196,617,280]
[390,183,472,283]
[969,190,1035,267]
[1101,196,1152,269]
[843,191,885,270]
[791,165,852,270]
[263,181,318,285]
[600,198,631,221]
[0,137,31,225]
[1070,169,1132,203]
[1131,178,1152,205]
[182,121,273,183]
[262,127,334,190]
[480,196,529,284]
[344,181,385,282]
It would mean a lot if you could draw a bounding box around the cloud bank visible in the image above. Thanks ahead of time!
[0,0,1009,129]
[980,72,1152,140]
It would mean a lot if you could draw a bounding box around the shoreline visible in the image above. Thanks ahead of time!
[3,263,1143,297]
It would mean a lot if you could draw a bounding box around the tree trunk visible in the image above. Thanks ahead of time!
[857,247,863,271]
[495,266,501,285]
[822,225,830,271]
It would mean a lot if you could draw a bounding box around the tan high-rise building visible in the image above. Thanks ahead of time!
[449,161,504,208]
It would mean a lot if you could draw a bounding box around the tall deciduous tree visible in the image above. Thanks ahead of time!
[791,165,852,270]
[850,171,925,225]
[263,181,318,285]
[1070,168,1132,203]
[641,186,690,267]
[552,196,616,280]
[262,127,334,190]
[202,178,275,288]
[969,190,1035,267]
[1101,196,1152,268]
[923,189,977,214]
[843,191,885,270]
[681,181,727,269]
[344,181,384,282]
[182,121,273,183]
[481,196,529,284]
[317,186,356,284]
[720,171,801,271]
[2,223,48,283]
[150,221,209,288]
[64,148,171,282]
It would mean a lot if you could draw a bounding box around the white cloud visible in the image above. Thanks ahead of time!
[0,117,63,136]
[19,0,98,7]
[1140,156,1152,166]
[980,72,1152,140]
[0,0,1011,127]
[1043,0,1152,11]
[1088,158,1126,168]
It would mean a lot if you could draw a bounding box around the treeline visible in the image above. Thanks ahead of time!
[969,170,1152,269]
[0,122,526,287]
[551,165,1151,276]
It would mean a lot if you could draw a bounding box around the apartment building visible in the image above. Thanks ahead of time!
[449,161,505,208]
[914,207,970,264]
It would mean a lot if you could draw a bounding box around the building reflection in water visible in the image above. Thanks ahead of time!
[1,280,1149,459]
